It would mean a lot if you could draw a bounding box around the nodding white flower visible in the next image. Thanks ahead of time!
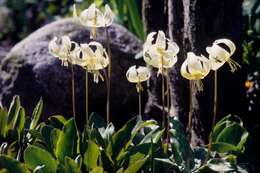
[126,65,151,92]
[74,41,109,83]
[143,30,179,76]
[73,3,114,39]
[48,36,79,66]
[206,38,240,72]
[181,52,211,91]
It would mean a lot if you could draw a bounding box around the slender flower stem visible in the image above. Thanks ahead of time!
[187,80,193,143]
[70,63,77,128]
[138,90,142,117]
[186,80,193,170]
[85,70,89,127]
[166,74,170,145]
[161,57,166,128]
[207,70,218,161]
[105,26,112,124]
[212,70,218,129]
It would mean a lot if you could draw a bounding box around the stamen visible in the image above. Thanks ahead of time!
[227,59,241,73]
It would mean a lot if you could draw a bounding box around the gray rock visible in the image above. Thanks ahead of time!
[0,18,144,127]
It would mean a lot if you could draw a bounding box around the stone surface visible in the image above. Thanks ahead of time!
[0,18,144,128]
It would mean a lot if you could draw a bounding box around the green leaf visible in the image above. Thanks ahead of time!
[216,123,247,146]
[48,115,67,130]
[140,127,164,144]
[90,166,104,173]
[125,0,144,40]
[7,96,21,129]
[122,156,149,173]
[169,117,193,167]
[64,156,81,173]
[89,113,106,129]
[30,98,43,129]
[108,116,139,159]
[84,140,100,170]
[210,142,239,153]
[0,108,8,137]
[24,145,58,173]
[206,159,235,172]
[14,107,25,134]
[55,118,77,162]
[0,155,29,173]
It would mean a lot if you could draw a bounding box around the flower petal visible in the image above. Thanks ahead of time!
[155,30,166,49]
[104,4,114,26]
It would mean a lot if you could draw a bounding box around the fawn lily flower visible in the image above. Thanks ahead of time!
[48,36,79,66]
[206,38,240,72]
[143,31,179,76]
[126,65,151,92]
[74,41,109,83]
[181,52,211,91]
[73,3,114,39]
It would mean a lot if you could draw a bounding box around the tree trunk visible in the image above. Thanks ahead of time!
[143,0,245,145]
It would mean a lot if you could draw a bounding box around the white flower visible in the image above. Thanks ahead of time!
[73,3,114,39]
[126,65,151,92]
[206,38,240,72]
[143,31,179,75]
[74,41,109,83]
[48,36,79,66]
[181,52,211,91]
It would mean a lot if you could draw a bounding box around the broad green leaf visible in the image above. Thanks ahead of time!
[0,108,8,137]
[122,156,148,173]
[216,123,247,146]
[0,155,29,173]
[89,113,106,129]
[206,159,235,172]
[140,127,164,144]
[48,115,67,130]
[30,98,43,129]
[55,118,77,162]
[210,142,239,153]
[64,156,81,173]
[24,145,58,173]
[125,0,144,40]
[14,107,25,134]
[169,117,193,167]
[84,140,100,170]
[90,166,104,173]
[7,96,21,129]
[108,116,138,159]
[100,150,115,173]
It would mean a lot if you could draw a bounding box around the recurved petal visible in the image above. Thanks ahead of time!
[167,41,179,56]
[143,46,161,68]
[155,30,166,49]
[206,45,230,70]
[48,37,60,57]
[104,4,114,26]
[144,32,156,48]
[81,43,95,57]
[126,65,150,83]
[61,36,71,51]
[214,38,236,55]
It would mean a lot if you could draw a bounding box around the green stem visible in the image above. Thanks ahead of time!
[212,71,218,129]
[85,70,89,127]
[187,81,193,143]
[105,26,112,124]
[207,70,218,161]
[166,74,170,146]
[70,63,77,130]
[138,90,142,117]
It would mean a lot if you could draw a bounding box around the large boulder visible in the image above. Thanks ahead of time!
[0,18,144,128]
